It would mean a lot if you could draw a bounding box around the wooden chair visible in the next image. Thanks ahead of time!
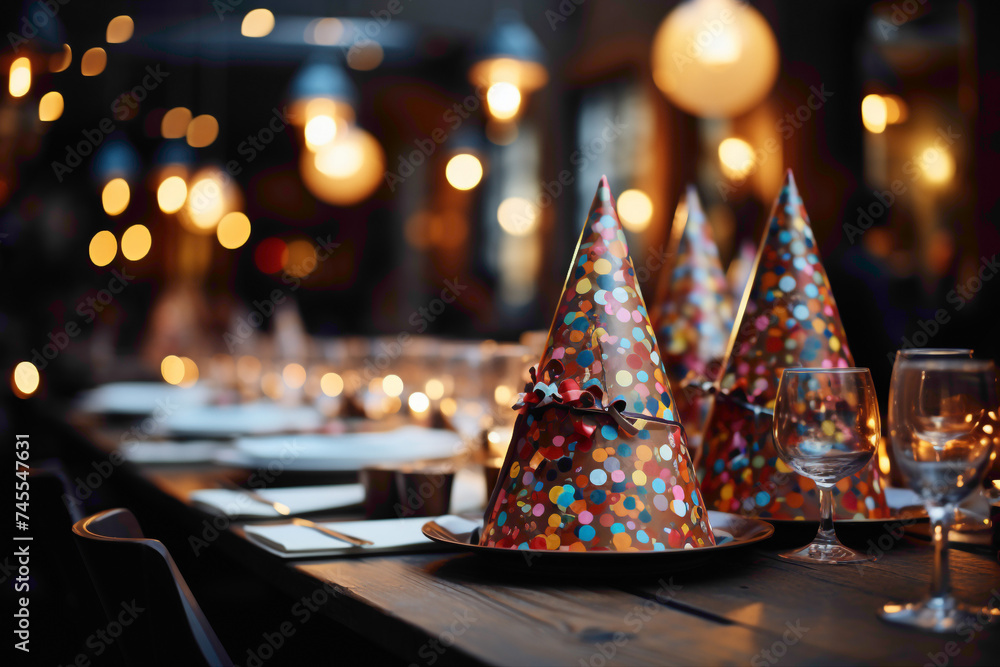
[72,508,233,667]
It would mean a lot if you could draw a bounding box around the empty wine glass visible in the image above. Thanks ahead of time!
[772,368,880,564]
[881,357,999,632]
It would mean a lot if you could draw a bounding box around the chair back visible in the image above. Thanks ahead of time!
[72,508,232,667]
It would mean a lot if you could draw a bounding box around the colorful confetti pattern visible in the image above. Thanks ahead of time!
[653,185,734,452]
[698,171,890,520]
[480,176,715,550]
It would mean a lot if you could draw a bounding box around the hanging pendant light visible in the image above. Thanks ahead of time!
[469,9,547,123]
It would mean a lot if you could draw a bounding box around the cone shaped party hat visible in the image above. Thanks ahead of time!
[480,177,715,551]
[699,171,889,520]
[653,185,734,451]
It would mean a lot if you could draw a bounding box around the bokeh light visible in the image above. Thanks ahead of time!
[497,197,539,236]
[408,392,430,413]
[10,58,30,97]
[718,137,755,179]
[254,238,288,274]
[121,224,152,261]
[242,9,275,38]
[81,48,108,76]
[179,357,199,387]
[186,114,219,148]
[320,372,344,397]
[920,146,955,184]
[861,94,887,134]
[284,239,318,278]
[382,374,404,397]
[50,45,72,73]
[425,378,445,400]
[617,189,654,232]
[107,16,134,43]
[486,82,521,120]
[283,363,307,389]
[12,362,40,397]
[89,231,117,267]
[305,114,338,149]
[161,107,192,139]
[445,154,484,190]
[161,355,185,385]
[347,42,384,71]
[301,126,385,206]
[39,92,64,122]
[217,212,251,249]
[157,175,188,213]
[102,178,130,216]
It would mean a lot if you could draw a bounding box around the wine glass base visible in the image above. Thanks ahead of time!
[879,597,1000,633]
[780,542,874,565]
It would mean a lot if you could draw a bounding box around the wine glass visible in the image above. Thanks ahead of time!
[772,368,881,564]
[880,357,999,631]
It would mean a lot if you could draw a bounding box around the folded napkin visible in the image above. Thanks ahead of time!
[124,441,228,465]
[244,515,479,554]
[190,484,364,519]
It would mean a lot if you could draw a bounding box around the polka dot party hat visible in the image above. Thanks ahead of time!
[653,185,734,453]
[479,177,716,551]
[698,170,890,520]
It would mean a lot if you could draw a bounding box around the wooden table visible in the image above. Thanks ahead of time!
[70,415,1000,666]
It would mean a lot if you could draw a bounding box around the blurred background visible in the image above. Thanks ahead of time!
[2,0,998,409]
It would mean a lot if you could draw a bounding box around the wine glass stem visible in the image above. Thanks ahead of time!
[817,484,836,542]
[929,507,952,603]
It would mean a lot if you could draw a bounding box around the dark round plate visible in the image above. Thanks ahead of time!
[421,511,773,573]
[762,508,928,548]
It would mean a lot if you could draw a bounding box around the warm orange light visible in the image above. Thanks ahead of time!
[862,94,887,134]
[284,239,317,278]
[39,92,64,121]
[242,9,275,37]
[497,197,538,236]
[102,178,130,216]
[383,374,404,397]
[161,107,192,139]
[304,114,337,149]
[320,372,344,397]
[186,114,219,148]
[107,16,134,43]
[445,154,484,190]
[81,48,107,76]
[408,391,430,413]
[179,357,199,387]
[617,189,654,232]
[282,363,307,389]
[920,146,955,185]
[89,231,117,267]
[719,137,755,179]
[50,45,72,73]
[425,378,445,400]
[217,212,251,249]
[12,362,40,397]
[9,58,30,97]
[161,355,185,385]
[121,224,151,261]
[486,83,521,120]
[347,42,384,71]
[306,18,344,45]
[157,176,188,213]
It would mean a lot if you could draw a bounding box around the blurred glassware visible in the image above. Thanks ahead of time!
[772,368,881,564]
[881,357,1000,631]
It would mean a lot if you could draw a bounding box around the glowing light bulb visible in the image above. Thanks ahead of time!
[718,137,755,179]
[157,176,188,214]
[10,57,31,97]
[305,115,337,149]
[445,154,484,190]
[861,94,887,134]
[13,362,40,397]
[486,82,522,120]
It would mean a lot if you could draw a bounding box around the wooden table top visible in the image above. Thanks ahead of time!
[73,416,1000,666]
